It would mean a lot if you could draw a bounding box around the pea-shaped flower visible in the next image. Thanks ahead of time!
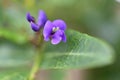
[26,10,47,31]
[43,20,67,45]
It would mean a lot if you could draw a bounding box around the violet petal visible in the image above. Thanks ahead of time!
[30,22,40,31]
[51,36,62,45]
[43,20,53,41]
[37,10,47,27]
[53,19,66,30]
[61,31,66,42]
[26,12,35,22]
[51,31,62,45]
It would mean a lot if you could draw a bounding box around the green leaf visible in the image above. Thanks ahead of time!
[40,29,114,69]
[0,28,28,44]
[49,70,66,80]
[0,69,29,80]
[0,40,34,67]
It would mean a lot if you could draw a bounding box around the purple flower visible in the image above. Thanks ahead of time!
[26,10,47,31]
[43,20,67,45]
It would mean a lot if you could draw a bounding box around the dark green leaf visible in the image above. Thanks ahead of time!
[40,29,114,69]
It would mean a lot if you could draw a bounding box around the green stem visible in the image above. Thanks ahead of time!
[28,32,44,80]
[28,49,42,80]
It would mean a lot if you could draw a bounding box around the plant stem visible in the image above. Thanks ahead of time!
[28,32,44,80]
[28,49,42,80]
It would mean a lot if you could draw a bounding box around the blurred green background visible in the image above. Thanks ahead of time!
[0,0,120,80]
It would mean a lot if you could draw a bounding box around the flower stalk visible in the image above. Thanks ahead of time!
[28,32,44,80]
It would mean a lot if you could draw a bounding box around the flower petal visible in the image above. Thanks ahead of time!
[53,19,66,30]
[61,31,67,42]
[51,30,62,45]
[26,12,35,22]
[37,10,47,27]
[43,20,53,41]
[51,36,62,45]
[30,22,40,31]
